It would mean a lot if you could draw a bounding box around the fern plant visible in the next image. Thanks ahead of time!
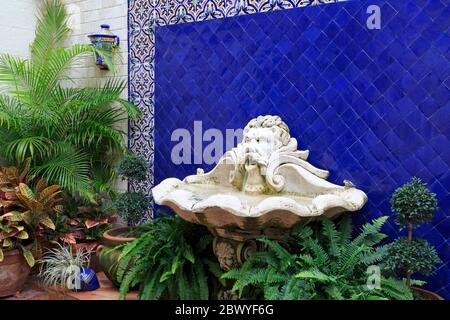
[117,212,223,300]
[222,215,413,300]
[0,0,140,197]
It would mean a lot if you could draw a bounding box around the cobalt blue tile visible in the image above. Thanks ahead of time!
[154,1,450,298]
[408,85,428,105]
[432,86,450,106]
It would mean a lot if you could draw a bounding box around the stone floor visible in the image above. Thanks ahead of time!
[3,273,138,300]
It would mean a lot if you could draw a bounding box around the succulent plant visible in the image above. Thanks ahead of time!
[38,242,91,291]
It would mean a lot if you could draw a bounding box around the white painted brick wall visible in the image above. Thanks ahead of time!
[63,0,128,88]
[63,0,129,192]
[0,0,39,58]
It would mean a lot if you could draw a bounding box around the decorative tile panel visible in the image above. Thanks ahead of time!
[128,0,343,214]
[153,0,450,298]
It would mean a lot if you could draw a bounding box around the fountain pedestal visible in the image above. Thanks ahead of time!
[152,115,368,271]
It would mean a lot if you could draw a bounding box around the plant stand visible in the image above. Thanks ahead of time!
[211,227,289,271]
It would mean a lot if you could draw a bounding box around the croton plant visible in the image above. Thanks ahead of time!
[53,192,117,245]
[0,160,63,267]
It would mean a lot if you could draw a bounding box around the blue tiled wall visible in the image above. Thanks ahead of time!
[155,0,449,298]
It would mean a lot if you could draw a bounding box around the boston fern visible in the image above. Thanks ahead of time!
[0,0,139,197]
[223,215,413,300]
[116,213,223,300]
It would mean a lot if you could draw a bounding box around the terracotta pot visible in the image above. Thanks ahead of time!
[411,287,444,300]
[71,241,100,273]
[0,246,31,297]
[97,227,136,287]
[101,227,136,247]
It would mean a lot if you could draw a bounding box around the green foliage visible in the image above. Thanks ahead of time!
[38,242,91,291]
[391,177,437,227]
[53,192,117,243]
[387,178,441,280]
[384,237,441,276]
[117,212,223,300]
[117,154,148,183]
[113,192,151,226]
[114,154,150,225]
[222,215,413,300]
[0,0,140,198]
[0,161,62,267]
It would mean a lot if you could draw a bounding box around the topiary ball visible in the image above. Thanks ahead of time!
[114,192,152,226]
[384,237,441,276]
[391,177,437,228]
[118,154,149,183]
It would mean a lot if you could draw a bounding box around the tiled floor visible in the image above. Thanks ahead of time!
[3,273,138,300]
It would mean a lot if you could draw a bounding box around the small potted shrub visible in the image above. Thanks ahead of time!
[104,154,151,245]
[39,243,99,294]
[0,162,61,297]
[97,154,151,286]
[384,177,443,300]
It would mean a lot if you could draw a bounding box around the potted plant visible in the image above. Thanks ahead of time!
[38,243,99,293]
[384,177,443,300]
[104,154,151,245]
[97,154,151,286]
[51,192,117,272]
[0,162,61,297]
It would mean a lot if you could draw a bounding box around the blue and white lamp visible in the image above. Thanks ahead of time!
[87,24,120,70]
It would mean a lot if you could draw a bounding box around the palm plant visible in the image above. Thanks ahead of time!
[0,0,140,198]
[222,215,414,300]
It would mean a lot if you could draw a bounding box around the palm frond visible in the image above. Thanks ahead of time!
[31,0,71,66]
[30,150,92,196]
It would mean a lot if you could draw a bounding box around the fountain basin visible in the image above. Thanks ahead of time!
[152,115,368,243]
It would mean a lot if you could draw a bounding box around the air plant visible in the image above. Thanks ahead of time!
[38,242,91,292]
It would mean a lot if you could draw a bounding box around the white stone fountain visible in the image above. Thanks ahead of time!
[152,115,368,270]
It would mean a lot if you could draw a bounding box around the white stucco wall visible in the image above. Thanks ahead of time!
[0,0,39,58]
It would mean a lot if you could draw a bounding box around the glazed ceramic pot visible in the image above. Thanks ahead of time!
[79,267,100,291]
[0,246,31,297]
[97,227,136,287]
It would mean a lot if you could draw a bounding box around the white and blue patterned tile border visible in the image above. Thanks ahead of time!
[128,0,348,217]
